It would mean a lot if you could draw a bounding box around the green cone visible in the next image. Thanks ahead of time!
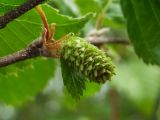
[60,36,115,84]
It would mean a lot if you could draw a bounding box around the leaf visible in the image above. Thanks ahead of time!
[0,0,48,14]
[0,58,55,105]
[74,0,101,15]
[83,81,100,97]
[61,58,101,99]
[61,58,86,99]
[21,5,94,39]
[48,0,77,16]
[104,2,126,29]
[0,0,27,5]
[0,4,92,104]
[121,0,160,65]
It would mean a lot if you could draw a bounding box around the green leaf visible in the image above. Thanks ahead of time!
[104,2,126,29]
[60,42,103,99]
[121,0,160,65]
[61,58,86,99]
[48,0,77,16]
[61,57,101,101]
[0,4,92,104]
[83,81,100,97]
[0,0,48,14]
[0,58,55,105]
[0,0,32,14]
[0,0,27,5]
[74,0,101,15]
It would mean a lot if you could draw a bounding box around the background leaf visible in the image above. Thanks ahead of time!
[0,0,49,14]
[104,1,126,29]
[74,0,101,15]
[121,0,160,65]
[112,55,160,115]
[0,0,27,14]
[0,58,55,105]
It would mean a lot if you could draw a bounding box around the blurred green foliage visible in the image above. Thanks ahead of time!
[0,0,160,120]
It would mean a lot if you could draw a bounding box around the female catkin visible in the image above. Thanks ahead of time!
[61,36,115,83]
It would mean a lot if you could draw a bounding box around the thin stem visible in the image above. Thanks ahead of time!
[96,12,105,30]
[150,93,160,120]
[109,88,120,120]
[96,0,112,29]
[35,5,49,40]
[103,0,113,13]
